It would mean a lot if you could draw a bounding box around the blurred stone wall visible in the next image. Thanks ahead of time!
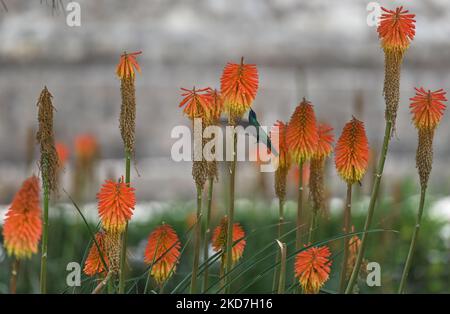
[1,0,450,201]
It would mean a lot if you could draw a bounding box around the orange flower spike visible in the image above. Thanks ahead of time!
[97,177,136,233]
[410,87,447,131]
[144,224,181,285]
[179,87,214,121]
[286,99,319,163]
[2,176,42,259]
[220,58,259,121]
[56,142,70,167]
[83,231,109,276]
[334,118,370,184]
[271,120,290,169]
[206,88,224,123]
[212,217,246,265]
[116,51,142,79]
[295,245,332,294]
[377,6,416,52]
[314,123,334,159]
[75,134,98,160]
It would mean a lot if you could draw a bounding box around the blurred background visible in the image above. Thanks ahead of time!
[0,0,449,293]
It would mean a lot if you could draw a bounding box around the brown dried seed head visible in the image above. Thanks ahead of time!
[383,50,404,131]
[120,77,136,154]
[36,86,59,193]
[104,230,121,275]
[309,157,325,214]
[192,160,208,189]
[275,166,288,202]
[416,129,434,190]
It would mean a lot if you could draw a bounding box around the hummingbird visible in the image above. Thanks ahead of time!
[248,108,278,157]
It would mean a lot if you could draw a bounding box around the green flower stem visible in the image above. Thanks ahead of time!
[190,185,203,293]
[339,183,353,293]
[10,258,19,294]
[272,198,284,293]
[307,207,317,245]
[296,161,304,250]
[202,177,214,292]
[277,241,287,294]
[293,161,304,293]
[346,120,392,294]
[40,178,49,294]
[225,129,237,293]
[398,187,427,293]
[119,150,131,294]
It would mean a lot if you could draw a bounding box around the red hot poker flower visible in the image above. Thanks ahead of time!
[334,117,370,184]
[75,134,98,161]
[2,176,42,259]
[295,245,332,294]
[377,6,416,52]
[314,123,334,159]
[84,231,109,276]
[56,142,70,168]
[144,224,181,285]
[97,177,136,233]
[205,88,224,124]
[212,217,246,266]
[286,99,319,163]
[220,58,259,122]
[179,87,214,122]
[271,120,291,169]
[410,87,447,131]
[116,51,142,79]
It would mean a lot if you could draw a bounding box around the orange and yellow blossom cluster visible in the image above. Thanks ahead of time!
[334,117,370,184]
[212,217,246,266]
[2,176,42,260]
[144,224,181,285]
[97,177,136,233]
[295,245,332,294]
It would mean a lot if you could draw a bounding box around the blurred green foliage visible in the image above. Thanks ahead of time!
[0,178,449,294]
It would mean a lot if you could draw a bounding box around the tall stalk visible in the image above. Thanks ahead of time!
[346,120,392,293]
[293,161,304,292]
[225,129,237,293]
[277,240,287,294]
[40,185,49,293]
[272,198,284,292]
[190,185,203,293]
[295,162,304,251]
[398,188,426,293]
[339,183,352,293]
[202,178,214,292]
[307,203,318,245]
[10,258,19,294]
[118,150,131,293]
